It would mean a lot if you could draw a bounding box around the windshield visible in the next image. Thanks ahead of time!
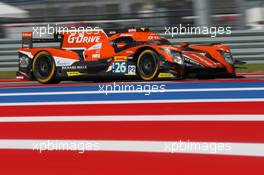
[145,39,171,45]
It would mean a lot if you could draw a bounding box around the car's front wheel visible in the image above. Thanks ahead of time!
[32,51,59,84]
[136,49,160,81]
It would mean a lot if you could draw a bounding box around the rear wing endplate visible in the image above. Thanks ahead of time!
[21,32,62,48]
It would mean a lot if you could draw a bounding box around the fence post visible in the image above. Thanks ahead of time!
[193,0,211,27]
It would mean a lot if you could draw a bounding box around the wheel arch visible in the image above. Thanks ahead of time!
[32,50,53,61]
[32,48,80,62]
[133,46,160,61]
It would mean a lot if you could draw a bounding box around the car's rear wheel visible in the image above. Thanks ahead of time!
[137,49,159,81]
[32,51,59,84]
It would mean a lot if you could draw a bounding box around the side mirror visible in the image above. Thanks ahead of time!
[179,42,189,48]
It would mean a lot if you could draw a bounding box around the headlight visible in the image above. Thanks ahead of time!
[171,50,183,64]
[220,51,233,64]
[161,48,183,64]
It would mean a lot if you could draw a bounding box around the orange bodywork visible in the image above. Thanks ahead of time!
[18,28,236,81]
[187,45,235,74]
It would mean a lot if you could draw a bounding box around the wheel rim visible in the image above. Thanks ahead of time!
[35,56,53,80]
[139,52,157,78]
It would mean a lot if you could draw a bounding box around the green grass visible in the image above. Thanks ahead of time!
[236,64,264,73]
[0,71,16,79]
[0,64,263,79]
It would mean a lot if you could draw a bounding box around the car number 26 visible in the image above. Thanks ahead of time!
[112,62,128,74]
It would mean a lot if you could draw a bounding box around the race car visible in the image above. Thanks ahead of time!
[17,27,237,84]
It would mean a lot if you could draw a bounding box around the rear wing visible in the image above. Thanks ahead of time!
[21,27,149,48]
[105,27,150,36]
[21,32,62,48]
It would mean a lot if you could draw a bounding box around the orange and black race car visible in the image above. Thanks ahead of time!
[17,27,238,84]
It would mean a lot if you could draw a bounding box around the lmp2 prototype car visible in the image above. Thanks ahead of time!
[17,27,236,84]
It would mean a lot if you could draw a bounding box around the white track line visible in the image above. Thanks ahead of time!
[0,139,264,157]
[1,115,264,122]
[0,87,264,96]
[0,98,264,106]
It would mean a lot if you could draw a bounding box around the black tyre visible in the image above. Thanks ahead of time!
[136,49,160,81]
[32,51,59,84]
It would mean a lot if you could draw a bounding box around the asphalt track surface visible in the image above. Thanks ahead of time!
[0,74,264,175]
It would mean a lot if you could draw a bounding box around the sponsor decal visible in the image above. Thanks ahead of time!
[62,65,87,70]
[158,72,175,78]
[109,31,116,34]
[120,33,133,37]
[114,56,127,61]
[148,35,160,40]
[126,50,134,55]
[190,53,214,66]
[22,32,32,38]
[183,55,203,66]
[126,65,136,75]
[67,71,81,77]
[112,61,127,74]
[63,47,86,50]
[16,76,24,79]
[68,33,101,44]
[92,54,101,59]
[128,28,137,32]
[87,43,102,51]
[54,57,78,67]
